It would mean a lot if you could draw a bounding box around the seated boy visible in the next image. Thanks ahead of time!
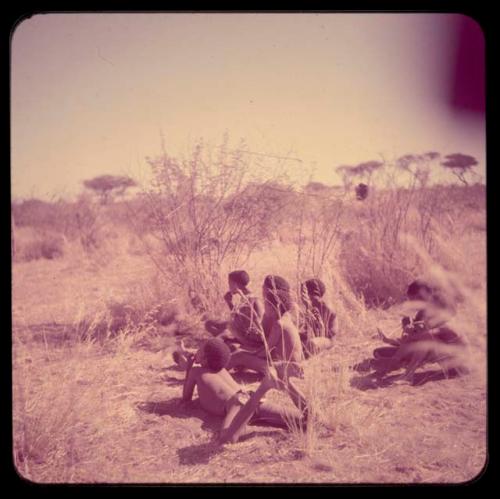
[371,328,468,384]
[368,279,466,381]
[262,274,300,327]
[207,274,294,375]
[174,270,264,368]
[368,280,446,360]
[181,338,305,444]
[299,278,337,357]
[205,270,265,349]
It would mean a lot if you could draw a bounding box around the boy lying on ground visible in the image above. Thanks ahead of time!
[299,278,337,358]
[181,338,305,444]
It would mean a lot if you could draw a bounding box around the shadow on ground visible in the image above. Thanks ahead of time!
[350,368,461,391]
[176,429,285,465]
[137,396,287,465]
[136,397,221,433]
[176,439,225,465]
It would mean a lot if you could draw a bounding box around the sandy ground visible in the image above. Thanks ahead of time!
[12,244,487,484]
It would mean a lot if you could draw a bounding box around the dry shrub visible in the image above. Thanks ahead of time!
[14,227,65,262]
[139,136,294,314]
[13,340,98,482]
[337,182,469,307]
[73,280,205,352]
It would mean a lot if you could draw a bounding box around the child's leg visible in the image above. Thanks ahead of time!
[221,396,245,435]
[372,345,413,376]
[373,346,398,359]
[217,330,238,342]
[398,349,429,382]
[391,342,438,382]
[228,323,264,350]
[275,362,308,416]
[205,320,229,336]
[252,400,304,430]
[228,350,269,374]
[285,377,308,417]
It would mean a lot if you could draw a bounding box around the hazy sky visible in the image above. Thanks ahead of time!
[11,13,485,199]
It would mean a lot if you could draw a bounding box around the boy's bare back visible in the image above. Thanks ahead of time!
[185,366,240,416]
[270,313,304,364]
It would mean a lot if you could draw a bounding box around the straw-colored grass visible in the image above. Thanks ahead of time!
[12,186,486,483]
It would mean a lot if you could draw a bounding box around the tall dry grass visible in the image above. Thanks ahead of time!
[11,147,486,482]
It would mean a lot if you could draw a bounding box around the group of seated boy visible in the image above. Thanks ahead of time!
[173,271,336,443]
[172,271,466,444]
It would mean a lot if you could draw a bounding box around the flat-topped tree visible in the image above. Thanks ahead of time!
[336,160,383,191]
[83,175,137,204]
[440,153,479,186]
[396,152,441,187]
[335,165,354,189]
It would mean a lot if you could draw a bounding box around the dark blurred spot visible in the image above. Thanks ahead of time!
[450,16,485,113]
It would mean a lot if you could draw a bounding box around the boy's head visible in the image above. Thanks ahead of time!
[228,270,250,293]
[262,275,291,296]
[195,338,231,373]
[303,278,326,299]
[265,288,293,317]
[406,279,433,302]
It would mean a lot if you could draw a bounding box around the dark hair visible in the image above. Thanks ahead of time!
[263,275,291,293]
[265,288,293,316]
[303,278,326,298]
[228,270,250,288]
[406,279,433,300]
[203,339,231,373]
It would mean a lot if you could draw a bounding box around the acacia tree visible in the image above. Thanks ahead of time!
[336,160,383,190]
[440,153,479,186]
[83,175,137,204]
[396,151,441,187]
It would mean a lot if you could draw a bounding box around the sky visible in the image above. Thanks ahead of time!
[11,13,486,200]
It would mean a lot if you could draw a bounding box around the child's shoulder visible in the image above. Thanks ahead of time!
[192,365,217,380]
[318,298,334,312]
[278,313,299,332]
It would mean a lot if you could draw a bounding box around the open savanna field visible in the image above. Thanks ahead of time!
[12,164,487,483]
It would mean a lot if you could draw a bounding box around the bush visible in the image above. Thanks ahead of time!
[14,228,65,263]
[139,137,292,313]
[337,183,476,307]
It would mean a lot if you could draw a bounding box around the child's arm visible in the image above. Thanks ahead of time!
[254,298,265,321]
[251,322,280,358]
[224,291,234,311]
[327,312,337,338]
[182,355,197,402]
[266,323,281,351]
[377,328,401,347]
